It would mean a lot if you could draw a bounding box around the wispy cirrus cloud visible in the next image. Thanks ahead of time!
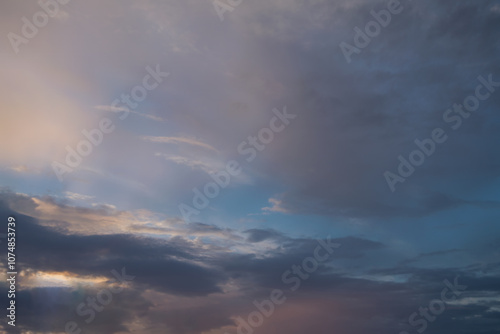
[94,105,165,122]
[141,136,218,152]
[8,165,41,174]
[154,153,223,175]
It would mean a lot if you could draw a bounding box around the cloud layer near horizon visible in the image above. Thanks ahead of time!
[0,191,499,333]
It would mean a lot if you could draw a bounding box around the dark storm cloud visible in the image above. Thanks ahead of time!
[239,0,500,220]
[0,287,150,334]
[213,234,385,292]
[243,228,286,242]
[147,305,236,334]
[0,195,224,297]
[398,248,465,266]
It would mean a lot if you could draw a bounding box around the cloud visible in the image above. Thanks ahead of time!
[95,105,165,122]
[262,197,290,214]
[94,105,130,113]
[244,228,286,243]
[64,191,95,201]
[491,4,500,14]
[142,136,218,152]
[3,192,243,242]
[154,153,223,175]
[8,165,41,174]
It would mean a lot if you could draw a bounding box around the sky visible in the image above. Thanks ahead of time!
[0,0,500,333]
